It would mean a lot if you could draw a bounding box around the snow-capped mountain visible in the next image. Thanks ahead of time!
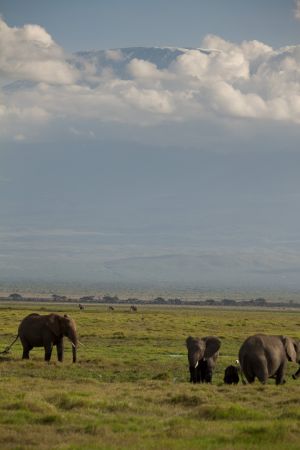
[73,46,211,76]
[3,46,212,91]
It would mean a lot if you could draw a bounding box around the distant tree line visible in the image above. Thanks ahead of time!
[1,292,300,308]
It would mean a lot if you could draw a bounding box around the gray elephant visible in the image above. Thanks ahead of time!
[18,313,78,363]
[238,334,300,385]
[186,336,221,383]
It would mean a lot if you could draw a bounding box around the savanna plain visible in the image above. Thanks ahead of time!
[0,303,300,450]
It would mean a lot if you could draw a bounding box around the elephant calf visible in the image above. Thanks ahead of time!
[239,334,300,385]
[18,313,78,363]
[186,336,221,383]
[224,365,240,384]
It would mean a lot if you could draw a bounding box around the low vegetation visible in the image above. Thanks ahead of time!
[3,292,300,308]
[0,304,299,449]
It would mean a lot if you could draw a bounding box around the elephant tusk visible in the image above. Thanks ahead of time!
[235,359,240,365]
[70,341,76,348]
[194,361,199,369]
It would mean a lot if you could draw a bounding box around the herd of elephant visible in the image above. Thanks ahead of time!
[3,312,300,385]
[187,334,300,385]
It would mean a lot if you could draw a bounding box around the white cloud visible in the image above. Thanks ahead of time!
[294,0,300,20]
[207,81,267,118]
[105,49,124,61]
[127,58,171,81]
[122,85,173,114]
[0,86,50,138]
[2,17,300,141]
[0,17,77,84]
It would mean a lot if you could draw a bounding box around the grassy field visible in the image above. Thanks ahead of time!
[0,303,299,450]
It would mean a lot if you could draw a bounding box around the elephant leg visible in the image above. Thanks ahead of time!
[56,339,64,362]
[293,367,300,380]
[246,375,255,383]
[243,358,264,384]
[204,369,213,383]
[255,365,269,384]
[198,367,204,383]
[189,366,194,383]
[244,372,255,383]
[275,363,286,385]
[189,366,197,383]
[22,346,32,359]
[196,366,201,383]
[21,340,32,359]
[198,360,208,383]
[44,344,53,362]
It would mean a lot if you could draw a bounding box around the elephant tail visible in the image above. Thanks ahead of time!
[0,334,19,354]
[235,359,247,385]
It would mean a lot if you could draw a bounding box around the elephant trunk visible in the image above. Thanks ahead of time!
[188,352,200,383]
[188,351,201,369]
[67,329,78,363]
[72,343,77,364]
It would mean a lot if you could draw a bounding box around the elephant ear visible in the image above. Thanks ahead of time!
[186,336,205,352]
[203,336,221,359]
[45,314,62,337]
[186,336,196,349]
[282,336,297,362]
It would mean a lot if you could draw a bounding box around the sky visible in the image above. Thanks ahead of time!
[1,0,300,51]
[1,1,300,292]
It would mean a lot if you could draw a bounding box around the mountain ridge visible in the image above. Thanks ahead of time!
[72,46,213,75]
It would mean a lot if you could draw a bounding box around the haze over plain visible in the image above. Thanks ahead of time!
[1,1,300,290]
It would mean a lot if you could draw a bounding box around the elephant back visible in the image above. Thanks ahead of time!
[18,313,40,330]
[18,313,45,344]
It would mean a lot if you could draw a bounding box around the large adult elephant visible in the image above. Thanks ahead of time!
[18,313,78,363]
[186,336,221,383]
[238,334,300,385]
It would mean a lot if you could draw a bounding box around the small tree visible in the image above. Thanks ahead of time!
[9,293,23,300]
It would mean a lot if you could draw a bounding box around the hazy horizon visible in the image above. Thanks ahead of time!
[1,2,300,291]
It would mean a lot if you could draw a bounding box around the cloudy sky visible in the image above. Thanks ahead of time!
[1,1,300,291]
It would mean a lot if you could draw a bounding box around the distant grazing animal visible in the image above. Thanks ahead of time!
[108,306,115,311]
[79,304,84,310]
[186,336,221,383]
[130,305,137,312]
[224,365,240,384]
[239,334,300,385]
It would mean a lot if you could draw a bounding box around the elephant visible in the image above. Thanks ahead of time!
[238,334,300,385]
[18,313,78,363]
[223,365,240,384]
[186,336,221,383]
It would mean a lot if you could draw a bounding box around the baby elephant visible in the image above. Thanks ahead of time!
[239,334,300,385]
[224,365,240,384]
[186,336,221,383]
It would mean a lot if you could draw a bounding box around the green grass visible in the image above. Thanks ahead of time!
[0,304,300,449]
